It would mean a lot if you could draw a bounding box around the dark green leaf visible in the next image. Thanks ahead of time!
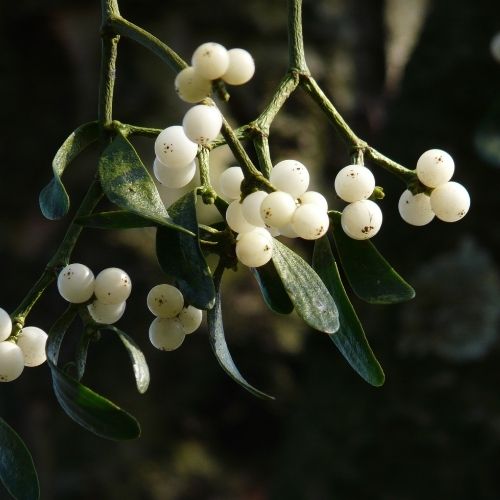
[76,210,156,229]
[0,418,39,500]
[98,133,191,235]
[207,265,274,400]
[251,261,294,315]
[39,121,99,220]
[156,190,215,310]
[104,327,150,394]
[74,331,92,381]
[330,212,415,304]
[272,239,339,334]
[46,308,141,440]
[313,237,385,386]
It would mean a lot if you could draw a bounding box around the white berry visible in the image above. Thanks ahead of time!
[149,317,185,351]
[222,48,255,85]
[88,300,126,324]
[260,191,297,228]
[235,228,274,267]
[270,160,310,198]
[241,190,267,227]
[226,200,257,233]
[398,190,435,226]
[341,200,383,240]
[491,32,500,63]
[0,342,24,382]
[298,191,328,212]
[154,125,198,168]
[153,157,197,188]
[147,284,184,318]
[94,268,132,305]
[182,104,222,145]
[334,165,375,203]
[57,263,95,304]
[416,149,455,188]
[178,306,203,334]
[236,227,273,243]
[277,223,299,239]
[291,204,330,240]
[17,326,47,367]
[219,166,244,200]
[191,42,230,80]
[0,308,12,342]
[430,181,470,222]
[174,66,212,103]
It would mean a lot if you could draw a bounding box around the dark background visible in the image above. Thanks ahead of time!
[1,0,500,499]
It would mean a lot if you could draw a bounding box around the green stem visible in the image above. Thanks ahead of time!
[253,135,273,179]
[110,16,187,73]
[98,32,119,130]
[288,0,309,72]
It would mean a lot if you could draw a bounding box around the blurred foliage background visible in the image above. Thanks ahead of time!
[1,0,500,498]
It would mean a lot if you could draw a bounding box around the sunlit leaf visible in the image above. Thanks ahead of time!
[39,121,99,220]
[272,239,339,334]
[330,212,415,304]
[313,236,385,386]
[104,326,150,394]
[156,190,215,310]
[0,418,39,500]
[251,261,293,315]
[207,265,274,400]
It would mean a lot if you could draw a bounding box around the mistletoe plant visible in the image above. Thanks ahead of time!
[0,0,470,498]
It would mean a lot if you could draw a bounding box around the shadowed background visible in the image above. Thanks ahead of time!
[1,0,500,499]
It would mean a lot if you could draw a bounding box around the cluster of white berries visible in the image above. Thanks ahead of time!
[57,264,131,324]
[334,164,382,240]
[221,160,329,267]
[398,149,470,226]
[147,284,203,351]
[175,42,255,104]
[0,308,48,383]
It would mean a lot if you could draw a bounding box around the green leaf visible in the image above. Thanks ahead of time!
[330,212,415,304]
[313,237,385,386]
[271,239,339,334]
[76,210,156,229]
[156,190,215,310]
[46,307,141,440]
[207,266,274,400]
[251,261,294,315]
[0,418,39,500]
[104,326,150,394]
[98,133,191,235]
[74,331,92,381]
[39,121,99,220]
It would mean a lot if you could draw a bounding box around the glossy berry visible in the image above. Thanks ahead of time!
[182,104,222,145]
[398,190,435,226]
[270,160,309,198]
[334,165,375,203]
[416,149,454,188]
[94,268,132,305]
[219,166,244,200]
[149,317,185,351]
[341,200,383,240]
[191,42,230,80]
[241,190,267,227]
[153,158,197,188]
[147,284,184,318]
[0,342,24,382]
[222,48,255,85]
[178,306,203,334]
[154,126,198,168]
[260,191,297,228]
[88,300,126,324]
[226,200,257,234]
[17,326,47,367]
[57,263,95,304]
[490,32,500,63]
[0,308,12,342]
[430,181,470,222]
[277,223,299,239]
[298,191,328,212]
[174,66,212,103]
[291,204,329,240]
[235,228,274,267]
